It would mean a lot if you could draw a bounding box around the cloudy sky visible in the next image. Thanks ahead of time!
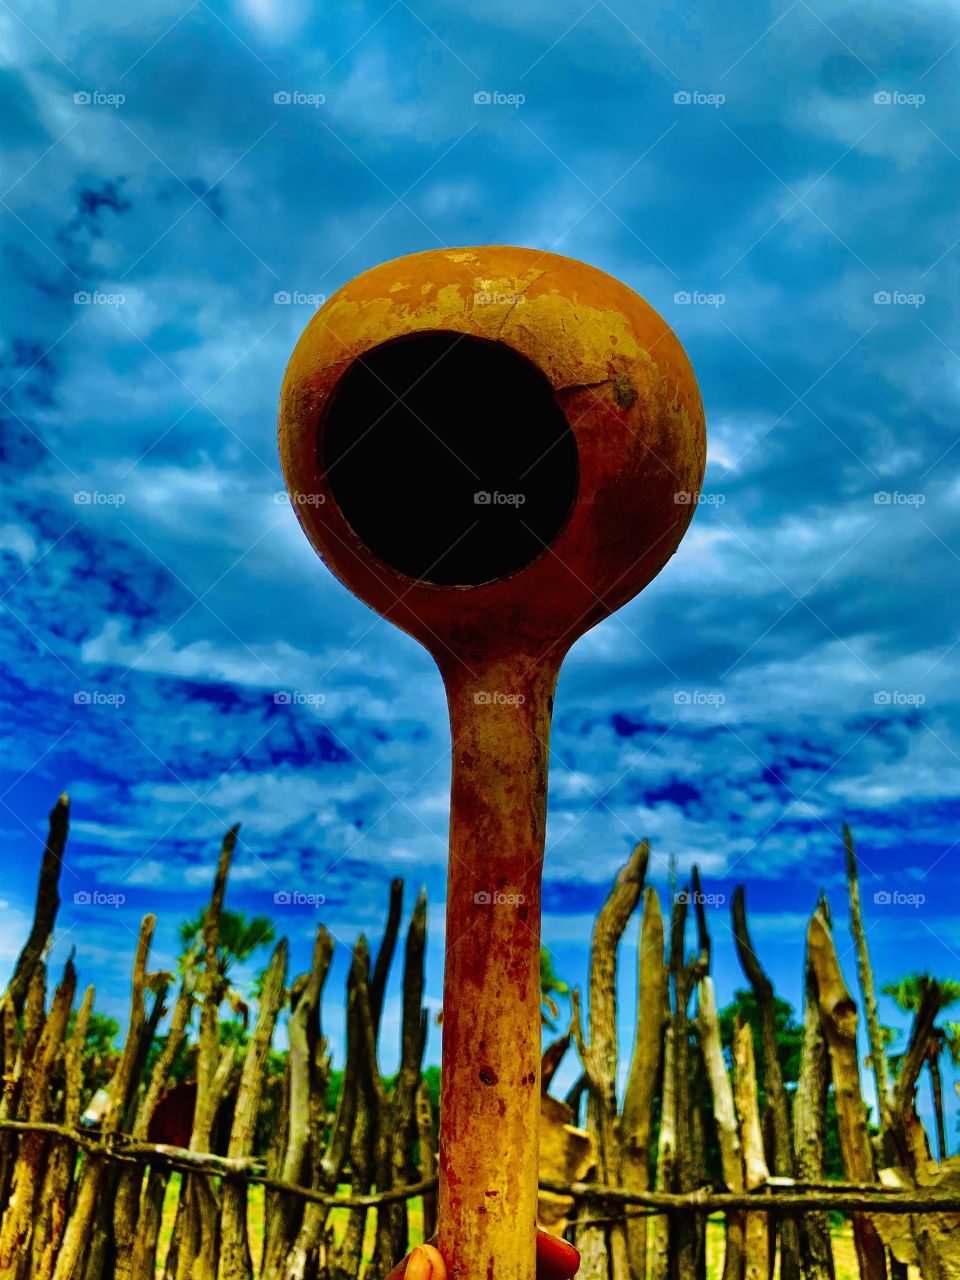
[1,0,958,1134]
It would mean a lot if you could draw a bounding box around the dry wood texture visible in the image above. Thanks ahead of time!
[807,909,888,1280]
[732,886,800,1280]
[1,801,957,1280]
[572,840,648,1280]
[793,897,836,1280]
[621,887,667,1280]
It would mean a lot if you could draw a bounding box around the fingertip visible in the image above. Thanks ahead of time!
[535,1228,581,1280]
[419,1244,447,1279]
[405,1246,433,1280]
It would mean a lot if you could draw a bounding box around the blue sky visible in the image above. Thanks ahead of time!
[1,0,958,1136]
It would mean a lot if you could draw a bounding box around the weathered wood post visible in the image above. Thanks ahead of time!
[279,245,705,1280]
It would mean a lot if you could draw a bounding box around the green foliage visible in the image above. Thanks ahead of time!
[177,908,276,979]
[64,1009,120,1097]
[325,1067,343,1114]
[716,989,847,1179]
[143,1029,186,1088]
[882,972,960,1153]
[881,973,960,1074]
[422,1063,441,1137]
[718,989,803,1088]
[944,1022,960,1068]
[139,908,280,1118]
[882,973,960,1018]
[540,946,570,1031]
[322,1063,441,1140]
[823,1091,846,1182]
[84,1010,120,1060]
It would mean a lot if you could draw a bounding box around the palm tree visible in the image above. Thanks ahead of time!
[178,908,277,1026]
[883,973,960,1161]
[540,946,570,1031]
[178,907,276,978]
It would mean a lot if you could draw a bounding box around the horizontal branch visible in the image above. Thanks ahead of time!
[537,1178,960,1215]
[254,1174,440,1210]
[0,1121,259,1174]
[0,1119,435,1206]
[2,1121,957,1216]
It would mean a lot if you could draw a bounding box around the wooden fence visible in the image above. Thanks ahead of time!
[0,796,956,1280]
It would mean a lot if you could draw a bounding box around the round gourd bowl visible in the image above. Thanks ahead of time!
[279,245,705,669]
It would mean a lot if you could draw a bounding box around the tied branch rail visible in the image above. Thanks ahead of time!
[1,1121,956,1217]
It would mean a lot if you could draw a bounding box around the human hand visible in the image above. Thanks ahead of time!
[385,1229,580,1280]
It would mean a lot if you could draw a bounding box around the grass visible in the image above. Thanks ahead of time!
[157,1176,903,1279]
[156,1176,424,1274]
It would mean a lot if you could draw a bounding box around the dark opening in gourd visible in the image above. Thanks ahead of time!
[321,332,579,586]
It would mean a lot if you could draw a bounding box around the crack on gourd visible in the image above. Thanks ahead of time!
[494,270,546,338]
[555,375,617,394]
